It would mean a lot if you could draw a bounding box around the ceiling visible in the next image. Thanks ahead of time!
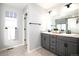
[4,3,27,9]
[37,3,66,9]
[4,3,65,10]
[4,3,56,10]
[37,3,58,9]
[4,3,79,10]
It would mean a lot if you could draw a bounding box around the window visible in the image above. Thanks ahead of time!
[5,11,17,18]
[57,24,66,31]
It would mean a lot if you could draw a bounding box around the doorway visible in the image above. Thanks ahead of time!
[4,11,18,47]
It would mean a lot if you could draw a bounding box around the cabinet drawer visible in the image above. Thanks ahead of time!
[50,47,56,53]
[50,40,56,45]
[66,37,79,43]
[50,42,56,47]
[50,41,56,45]
[50,45,56,48]
[57,51,65,56]
[50,35,56,41]
[57,35,79,43]
[50,35,56,45]
[57,36,64,40]
[50,39,56,43]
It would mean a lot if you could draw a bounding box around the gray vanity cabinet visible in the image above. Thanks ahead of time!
[41,33,50,50]
[41,33,79,56]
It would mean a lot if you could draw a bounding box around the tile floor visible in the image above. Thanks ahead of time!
[0,45,56,56]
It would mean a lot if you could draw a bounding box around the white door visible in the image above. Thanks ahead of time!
[5,17,17,40]
[4,11,18,47]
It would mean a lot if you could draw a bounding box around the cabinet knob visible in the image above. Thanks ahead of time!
[15,27,17,29]
[44,38,46,40]
[5,27,8,29]
[52,41,55,43]
[64,43,68,47]
[24,28,26,30]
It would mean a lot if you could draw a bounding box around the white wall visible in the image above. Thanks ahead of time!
[41,13,53,31]
[0,4,24,50]
[0,4,6,49]
[24,3,47,52]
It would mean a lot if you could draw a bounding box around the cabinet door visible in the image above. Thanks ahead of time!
[41,33,49,50]
[41,33,45,48]
[44,34,49,50]
[67,42,77,56]
[57,38,66,56]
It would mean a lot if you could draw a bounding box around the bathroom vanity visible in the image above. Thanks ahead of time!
[41,32,79,56]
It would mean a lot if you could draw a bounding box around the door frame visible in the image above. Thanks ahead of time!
[23,13,27,46]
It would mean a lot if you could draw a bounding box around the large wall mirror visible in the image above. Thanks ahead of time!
[50,5,79,34]
[54,16,79,34]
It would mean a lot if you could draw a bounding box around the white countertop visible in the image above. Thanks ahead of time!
[42,32,79,38]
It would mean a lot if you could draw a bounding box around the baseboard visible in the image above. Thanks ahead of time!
[29,47,42,53]
[0,44,24,52]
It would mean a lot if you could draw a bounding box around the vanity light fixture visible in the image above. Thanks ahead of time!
[76,18,79,24]
[48,10,52,14]
[25,13,27,16]
[65,3,72,8]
